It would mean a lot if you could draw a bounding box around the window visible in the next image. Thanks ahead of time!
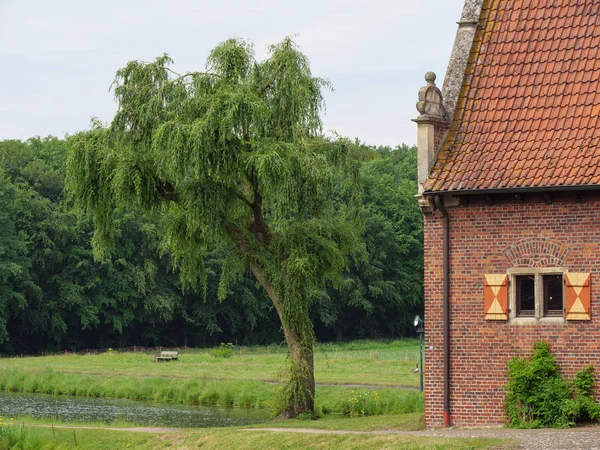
[510,269,565,320]
[484,271,591,322]
[515,275,535,317]
[543,275,563,317]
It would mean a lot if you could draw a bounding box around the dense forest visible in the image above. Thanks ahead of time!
[0,137,422,354]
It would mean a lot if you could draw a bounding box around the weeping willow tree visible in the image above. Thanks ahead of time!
[66,37,362,418]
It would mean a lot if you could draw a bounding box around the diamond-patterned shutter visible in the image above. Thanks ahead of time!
[565,273,591,320]
[484,274,508,320]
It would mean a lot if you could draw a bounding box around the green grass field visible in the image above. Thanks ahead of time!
[0,339,421,387]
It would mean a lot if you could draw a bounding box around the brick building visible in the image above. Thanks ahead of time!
[415,0,600,427]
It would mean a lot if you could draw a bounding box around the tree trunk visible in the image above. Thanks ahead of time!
[250,264,315,419]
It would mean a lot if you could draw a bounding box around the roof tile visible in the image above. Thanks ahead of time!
[425,0,600,192]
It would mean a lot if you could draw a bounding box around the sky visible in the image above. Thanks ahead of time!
[0,0,465,147]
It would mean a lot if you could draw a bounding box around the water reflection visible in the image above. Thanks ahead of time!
[0,392,270,428]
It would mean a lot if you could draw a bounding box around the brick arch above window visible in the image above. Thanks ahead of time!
[503,238,570,268]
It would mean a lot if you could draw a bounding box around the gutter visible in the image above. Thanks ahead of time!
[423,184,600,197]
[434,195,451,428]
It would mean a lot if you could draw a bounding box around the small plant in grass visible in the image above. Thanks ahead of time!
[506,341,600,428]
[342,390,382,416]
[0,417,41,448]
[210,343,234,358]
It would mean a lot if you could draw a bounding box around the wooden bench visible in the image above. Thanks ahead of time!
[153,350,179,362]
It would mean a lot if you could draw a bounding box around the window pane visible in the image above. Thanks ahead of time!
[516,275,535,316]
[544,274,563,316]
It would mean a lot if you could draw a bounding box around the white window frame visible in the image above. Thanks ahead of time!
[507,268,566,325]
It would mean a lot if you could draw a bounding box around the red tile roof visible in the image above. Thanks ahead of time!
[424,0,600,193]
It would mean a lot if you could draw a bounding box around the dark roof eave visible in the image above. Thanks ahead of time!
[422,184,600,197]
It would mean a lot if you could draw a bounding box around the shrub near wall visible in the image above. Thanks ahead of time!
[506,342,600,428]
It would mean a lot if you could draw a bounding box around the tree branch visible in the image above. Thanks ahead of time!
[250,187,271,248]
[259,64,286,96]
[134,60,220,82]
[235,191,254,209]
[226,223,253,254]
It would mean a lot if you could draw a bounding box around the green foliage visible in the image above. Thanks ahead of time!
[563,365,600,424]
[273,355,316,418]
[210,343,234,358]
[0,137,283,353]
[312,145,423,340]
[67,38,361,291]
[0,167,37,344]
[506,342,600,428]
[0,138,179,352]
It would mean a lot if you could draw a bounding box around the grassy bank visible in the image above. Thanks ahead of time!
[0,368,423,416]
[0,339,420,387]
[0,340,423,417]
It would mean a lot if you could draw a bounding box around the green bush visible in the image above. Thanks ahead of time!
[210,343,234,358]
[563,365,600,424]
[506,341,600,428]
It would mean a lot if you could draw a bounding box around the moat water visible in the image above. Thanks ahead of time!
[0,392,270,428]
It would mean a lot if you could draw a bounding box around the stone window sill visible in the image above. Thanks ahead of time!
[510,317,566,326]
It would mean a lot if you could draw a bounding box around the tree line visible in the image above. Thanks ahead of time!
[0,136,422,355]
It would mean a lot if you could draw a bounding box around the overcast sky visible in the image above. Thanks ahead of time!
[0,0,464,147]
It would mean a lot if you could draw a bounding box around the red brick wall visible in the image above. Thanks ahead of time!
[424,193,600,428]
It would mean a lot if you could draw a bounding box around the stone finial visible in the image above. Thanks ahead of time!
[413,72,450,215]
[415,72,446,122]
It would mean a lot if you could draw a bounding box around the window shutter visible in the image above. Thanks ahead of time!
[565,273,591,321]
[484,274,508,320]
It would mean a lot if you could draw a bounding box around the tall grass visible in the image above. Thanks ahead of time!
[0,420,49,450]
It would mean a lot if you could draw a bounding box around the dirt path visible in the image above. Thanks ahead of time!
[246,426,600,449]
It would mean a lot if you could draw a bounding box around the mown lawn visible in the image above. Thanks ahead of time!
[1,421,511,450]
